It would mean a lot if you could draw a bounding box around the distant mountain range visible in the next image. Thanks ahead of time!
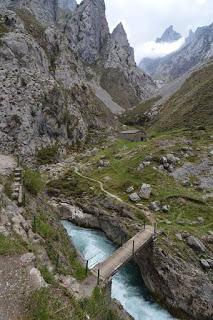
[140,23,213,82]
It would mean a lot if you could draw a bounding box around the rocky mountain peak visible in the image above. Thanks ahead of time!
[111,22,130,48]
[156,25,182,43]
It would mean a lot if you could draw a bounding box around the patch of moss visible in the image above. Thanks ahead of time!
[46,169,96,199]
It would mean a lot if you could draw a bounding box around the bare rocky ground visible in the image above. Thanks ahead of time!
[0,155,16,175]
[0,254,46,320]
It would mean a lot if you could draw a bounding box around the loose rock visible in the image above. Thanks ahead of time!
[200,259,210,269]
[149,201,161,212]
[129,193,141,202]
[186,236,206,252]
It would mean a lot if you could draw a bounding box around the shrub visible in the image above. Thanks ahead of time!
[24,169,45,196]
[36,145,59,165]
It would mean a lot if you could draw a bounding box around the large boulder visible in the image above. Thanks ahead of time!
[138,183,152,199]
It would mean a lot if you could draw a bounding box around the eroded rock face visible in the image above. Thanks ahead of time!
[0,0,58,24]
[0,7,117,157]
[58,0,77,12]
[64,2,156,108]
[101,22,156,108]
[136,245,213,320]
[65,0,110,64]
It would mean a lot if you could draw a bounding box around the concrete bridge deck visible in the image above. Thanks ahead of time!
[92,225,154,282]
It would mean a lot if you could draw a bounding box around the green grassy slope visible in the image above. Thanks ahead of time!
[152,60,213,131]
[120,96,161,126]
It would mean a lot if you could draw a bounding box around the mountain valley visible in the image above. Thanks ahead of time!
[0,1,212,320]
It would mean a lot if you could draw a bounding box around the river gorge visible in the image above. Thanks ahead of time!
[62,220,176,320]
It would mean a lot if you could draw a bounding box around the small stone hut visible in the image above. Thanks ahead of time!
[120,129,147,142]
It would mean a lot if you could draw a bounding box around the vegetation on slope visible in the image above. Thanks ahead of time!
[152,60,213,131]
[120,96,161,126]
[76,129,213,244]
[100,68,141,109]
[25,286,123,320]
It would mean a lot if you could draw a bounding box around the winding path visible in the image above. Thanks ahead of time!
[73,167,155,224]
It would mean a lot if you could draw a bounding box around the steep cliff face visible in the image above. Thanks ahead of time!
[139,22,213,81]
[64,2,156,108]
[137,244,213,320]
[64,0,110,65]
[0,7,116,157]
[0,0,155,158]
[100,23,156,108]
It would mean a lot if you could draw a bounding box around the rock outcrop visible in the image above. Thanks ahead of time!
[64,0,110,64]
[137,244,213,320]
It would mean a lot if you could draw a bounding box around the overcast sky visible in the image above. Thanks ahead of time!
[77,0,213,62]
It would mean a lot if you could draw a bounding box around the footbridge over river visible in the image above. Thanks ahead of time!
[91,225,155,283]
